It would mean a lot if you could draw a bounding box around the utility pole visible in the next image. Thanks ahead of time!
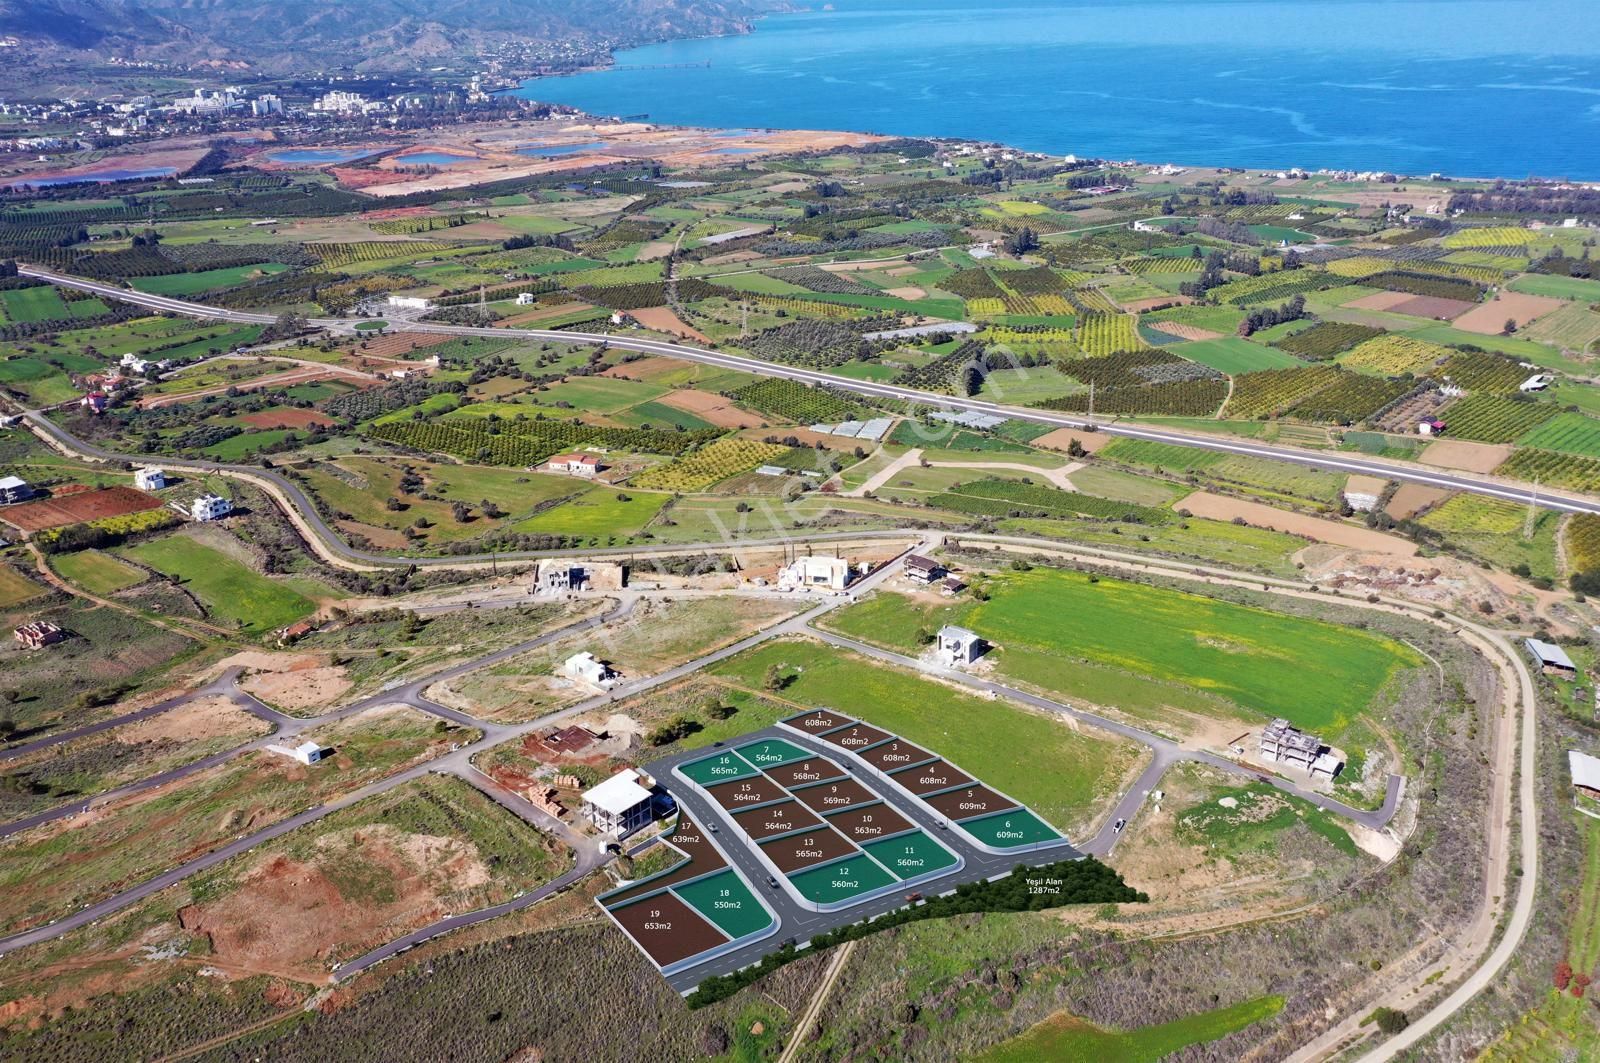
[1524,477,1540,540]
[1087,381,1095,422]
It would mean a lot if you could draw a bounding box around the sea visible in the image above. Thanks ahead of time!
[515,0,1600,180]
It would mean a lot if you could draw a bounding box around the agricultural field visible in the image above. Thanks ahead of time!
[1171,337,1299,374]
[118,532,317,635]
[827,566,1419,736]
[1077,312,1147,357]
[1435,394,1560,444]
[1517,413,1600,459]
[511,485,669,538]
[628,438,790,492]
[980,996,1285,1063]
[1339,335,1451,375]
[709,638,1143,836]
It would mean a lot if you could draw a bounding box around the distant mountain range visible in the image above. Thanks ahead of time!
[1,0,787,73]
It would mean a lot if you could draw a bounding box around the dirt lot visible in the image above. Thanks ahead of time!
[1418,438,1513,473]
[234,651,353,712]
[239,409,333,430]
[1148,321,1223,342]
[1121,295,1188,313]
[655,387,763,429]
[884,286,927,300]
[177,822,491,980]
[1033,427,1115,453]
[629,306,710,343]
[0,485,161,533]
[1453,290,1565,335]
[349,332,449,359]
[1386,483,1452,520]
[1175,490,1417,555]
[1343,290,1478,320]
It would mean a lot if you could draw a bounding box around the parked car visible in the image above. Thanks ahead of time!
[1113,818,1126,834]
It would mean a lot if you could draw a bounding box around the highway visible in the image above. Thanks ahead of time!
[20,265,1600,540]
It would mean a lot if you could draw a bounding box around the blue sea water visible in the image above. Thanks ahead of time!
[518,0,1600,179]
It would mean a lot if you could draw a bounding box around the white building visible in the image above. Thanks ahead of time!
[0,475,32,504]
[267,741,331,766]
[581,769,655,836]
[563,651,619,690]
[547,453,603,477]
[534,560,587,596]
[778,555,851,592]
[133,467,166,491]
[386,295,432,311]
[1520,373,1554,393]
[251,94,282,117]
[937,625,985,667]
[189,494,233,522]
[515,292,537,306]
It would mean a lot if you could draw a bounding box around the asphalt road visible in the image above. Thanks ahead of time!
[22,265,1600,530]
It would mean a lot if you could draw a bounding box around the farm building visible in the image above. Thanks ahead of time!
[581,769,655,836]
[1259,719,1342,779]
[1417,418,1446,436]
[778,555,852,592]
[13,620,65,650]
[189,494,234,522]
[937,625,986,667]
[277,619,317,645]
[0,414,20,428]
[1520,373,1553,393]
[940,576,967,597]
[0,475,33,504]
[1526,638,1578,679]
[904,554,947,585]
[267,741,332,766]
[563,651,620,690]
[133,467,167,491]
[547,453,604,477]
[1569,751,1600,818]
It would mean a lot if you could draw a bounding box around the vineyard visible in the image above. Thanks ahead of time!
[1441,226,1532,251]
[1068,287,1121,314]
[628,438,790,491]
[1077,312,1147,356]
[981,326,1078,357]
[986,294,1076,316]
[368,213,487,236]
[1324,256,1505,285]
[368,418,719,466]
[1567,513,1600,574]
[308,241,458,269]
[1360,271,1484,302]
[1433,394,1559,443]
[1033,378,1227,416]
[1497,448,1600,494]
[1122,255,1203,274]
[1224,365,1343,419]
[1515,412,1600,458]
[893,340,986,393]
[1417,494,1525,535]
[1285,372,1413,424]
[1273,322,1384,361]
[1207,270,1333,306]
[929,478,1175,523]
[730,378,860,424]
[1432,350,1535,393]
[1339,335,1452,375]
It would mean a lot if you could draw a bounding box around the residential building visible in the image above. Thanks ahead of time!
[534,560,587,595]
[940,576,966,597]
[778,555,851,592]
[547,453,603,477]
[937,625,985,666]
[81,394,109,414]
[515,292,537,305]
[581,769,655,836]
[563,651,619,689]
[1526,637,1579,679]
[277,619,316,645]
[13,620,65,650]
[251,94,283,117]
[189,494,234,522]
[904,554,946,585]
[0,475,32,504]
[133,467,166,491]
[1259,719,1342,779]
[267,741,332,765]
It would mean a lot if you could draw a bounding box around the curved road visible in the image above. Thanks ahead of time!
[20,266,1600,562]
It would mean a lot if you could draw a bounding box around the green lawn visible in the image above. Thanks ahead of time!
[977,366,1084,404]
[50,549,147,595]
[1518,412,1600,458]
[201,429,297,459]
[979,996,1284,1062]
[131,263,290,296]
[119,534,315,634]
[511,485,669,538]
[0,564,46,607]
[709,638,1141,834]
[0,287,74,323]
[1509,273,1600,302]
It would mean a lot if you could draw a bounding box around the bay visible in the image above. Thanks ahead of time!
[516,0,1600,179]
